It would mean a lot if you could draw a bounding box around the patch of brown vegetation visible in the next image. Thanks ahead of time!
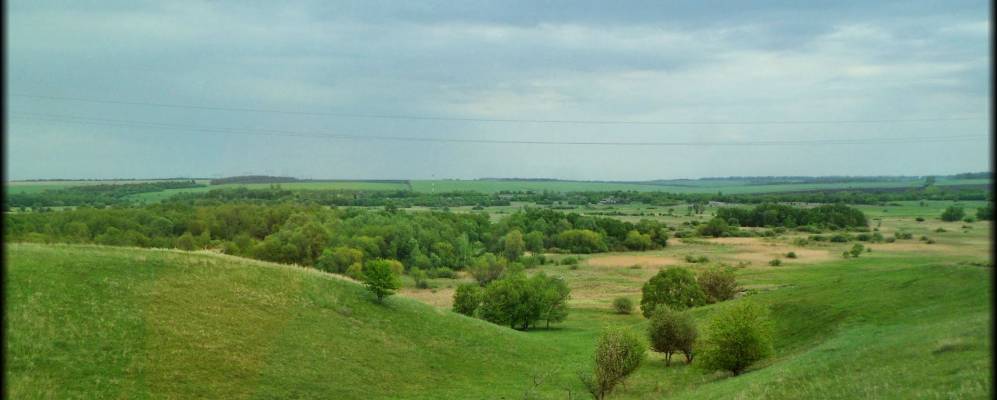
[585,254,679,268]
[399,287,455,309]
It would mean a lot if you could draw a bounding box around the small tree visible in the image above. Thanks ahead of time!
[697,302,773,376]
[941,205,965,222]
[697,267,738,304]
[647,306,697,365]
[579,328,646,400]
[361,259,401,303]
[640,268,706,317]
[525,231,546,253]
[452,283,483,316]
[534,273,571,328]
[502,230,526,261]
[479,274,540,330]
[612,297,634,314]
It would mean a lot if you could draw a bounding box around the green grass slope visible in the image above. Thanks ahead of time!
[4,243,564,399]
[5,243,992,399]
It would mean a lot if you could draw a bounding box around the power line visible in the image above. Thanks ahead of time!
[9,112,987,147]
[9,93,987,126]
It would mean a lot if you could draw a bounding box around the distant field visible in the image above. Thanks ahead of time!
[126,181,411,202]
[6,177,989,202]
[408,178,989,194]
[4,180,211,194]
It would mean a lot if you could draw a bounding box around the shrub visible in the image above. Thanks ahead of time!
[362,259,401,303]
[915,217,925,222]
[345,263,364,280]
[885,237,896,243]
[613,297,634,314]
[785,251,797,259]
[849,243,865,258]
[977,203,993,220]
[560,256,581,266]
[469,253,507,286]
[935,227,947,233]
[554,229,608,253]
[791,238,809,246]
[768,259,782,266]
[697,302,773,375]
[410,267,430,289]
[426,267,456,279]
[870,232,885,242]
[894,231,913,240]
[698,217,731,237]
[963,216,976,223]
[579,328,646,400]
[829,234,850,243]
[317,246,364,274]
[685,255,709,263]
[452,283,483,316]
[697,267,738,304]
[624,230,654,250]
[647,306,697,366]
[640,268,706,317]
[941,205,965,222]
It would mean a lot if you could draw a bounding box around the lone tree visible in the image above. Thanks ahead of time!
[647,306,697,365]
[361,259,401,303]
[640,268,707,317]
[452,283,483,316]
[579,328,646,400]
[697,302,774,376]
[697,267,738,304]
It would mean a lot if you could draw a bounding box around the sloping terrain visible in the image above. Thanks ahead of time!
[5,242,992,399]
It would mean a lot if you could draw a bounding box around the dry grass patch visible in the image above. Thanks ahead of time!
[585,254,680,268]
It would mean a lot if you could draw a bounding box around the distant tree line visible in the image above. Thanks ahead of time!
[5,181,203,208]
[4,203,669,272]
[715,203,868,229]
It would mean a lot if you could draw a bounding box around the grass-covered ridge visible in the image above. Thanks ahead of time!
[6,240,991,399]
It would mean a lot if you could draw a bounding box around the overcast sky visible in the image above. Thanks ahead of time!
[5,1,992,180]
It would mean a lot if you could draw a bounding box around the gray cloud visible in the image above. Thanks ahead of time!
[5,0,991,180]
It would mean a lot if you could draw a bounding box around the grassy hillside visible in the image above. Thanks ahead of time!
[6,240,992,399]
[4,244,565,399]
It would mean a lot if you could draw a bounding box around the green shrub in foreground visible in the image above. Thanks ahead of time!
[697,302,773,376]
[647,306,697,365]
[579,328,646,400]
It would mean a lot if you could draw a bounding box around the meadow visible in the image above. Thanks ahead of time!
[4,199,991,399]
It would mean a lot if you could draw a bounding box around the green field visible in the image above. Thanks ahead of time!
[125,181,412,202]
[410,178,987,194]
[6,200,991,398]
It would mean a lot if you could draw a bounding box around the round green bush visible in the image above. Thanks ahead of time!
[697,302,773,375]
[612,297,634,314]
[640,268,706,317]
